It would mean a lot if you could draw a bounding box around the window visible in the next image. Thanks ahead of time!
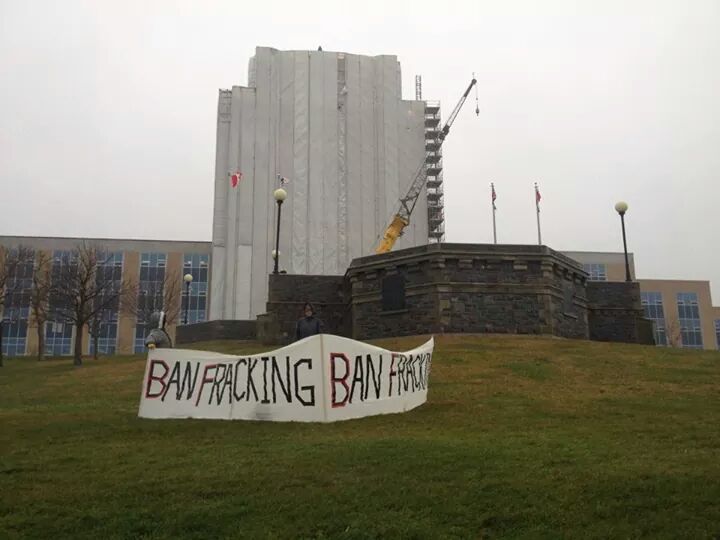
[583,263,607,282]
[45,320,73,356]
[180,253,209,324]
[89,321,118,355]
[641,292,667,346]
[88,252,124,355]
[46,249,124,356]
[715,320,720,351]
[677,293,703,349]
[2,308,29,357]
[134,323,149,353]
[136,252,167,350]
[1,249,34,356]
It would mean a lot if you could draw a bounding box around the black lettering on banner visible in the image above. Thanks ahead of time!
[294,358,316,406]
[261,357,271,404]
[233,359,247,401]
[162,362,182,402]
[195,364,218,406]
[365,354,382,400]
[145,359,169,399]
[397,354,407,395]
[388,353,399,397]
[246,358,260,402]
[219,363,234,404]
[182,362,201,400]
[349,355,365,403]
[330,352,350,408]
[425,353,432,387]
[209,364,227,404]
[409,354,418,391]
[272,356,292,403]
[416,355,425,390]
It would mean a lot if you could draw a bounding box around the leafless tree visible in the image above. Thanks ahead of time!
[665,320,683,348]
[29,250,53,361]
[48,243,135,366]
[0,246,34,367]
[125,269,182,328]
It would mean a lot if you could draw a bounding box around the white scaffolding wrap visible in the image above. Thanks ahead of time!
[210,47,430,319]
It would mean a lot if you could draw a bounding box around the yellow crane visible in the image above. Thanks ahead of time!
[375,76,479,254]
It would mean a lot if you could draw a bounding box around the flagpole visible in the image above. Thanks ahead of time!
[535,182,542,245]
[491,183,497,244]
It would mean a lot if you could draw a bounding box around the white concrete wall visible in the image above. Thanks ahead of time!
[211,47,428,319]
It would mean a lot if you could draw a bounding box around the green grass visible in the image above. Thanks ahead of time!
[1,335,720,539]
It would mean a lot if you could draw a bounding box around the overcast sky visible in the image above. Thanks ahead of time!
[1,0,718,298]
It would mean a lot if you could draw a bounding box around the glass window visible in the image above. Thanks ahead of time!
[583,263,607,282]
[180,253,210,324]
[641,292,667,346]
[676,293,703,349]
[1,251,34,356]
[714,320,720,351]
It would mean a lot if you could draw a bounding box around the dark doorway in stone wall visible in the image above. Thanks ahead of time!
[382,273,406,311]
[563,285,576,316]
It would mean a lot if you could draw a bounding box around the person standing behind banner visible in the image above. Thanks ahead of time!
[295,302,324,341]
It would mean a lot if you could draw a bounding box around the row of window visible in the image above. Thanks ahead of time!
[2,250,210,357]
[641,292,711,349]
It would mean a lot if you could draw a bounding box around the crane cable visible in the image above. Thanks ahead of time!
[474,72,480,116]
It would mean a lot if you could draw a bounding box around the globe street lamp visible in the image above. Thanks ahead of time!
[273,188,287,274]
[183,273,194,325]
[614,201,631,282]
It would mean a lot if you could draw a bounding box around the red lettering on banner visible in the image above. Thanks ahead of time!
[330,352,350,408]
[145,360,169,398]
[195,364,218,407]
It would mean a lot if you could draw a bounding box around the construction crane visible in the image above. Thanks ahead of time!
[375,76,479,254]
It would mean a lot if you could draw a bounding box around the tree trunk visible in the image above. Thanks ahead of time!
[93,332,99,360]
[74,323,83,366]
[37,323,45,361]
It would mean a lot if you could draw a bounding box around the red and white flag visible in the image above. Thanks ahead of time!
[230,171,242,188]
[535,184,541,206]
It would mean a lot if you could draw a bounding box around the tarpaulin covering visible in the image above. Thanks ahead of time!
[211,47,429,319]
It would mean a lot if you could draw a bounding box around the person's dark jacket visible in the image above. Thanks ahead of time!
[296,316,323,340]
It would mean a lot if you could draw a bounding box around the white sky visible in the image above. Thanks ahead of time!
[1,0,719,300]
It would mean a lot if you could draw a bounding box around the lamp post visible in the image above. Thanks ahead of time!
[183,273,193,325]
[614,201,631,282]
[273,188,287,274]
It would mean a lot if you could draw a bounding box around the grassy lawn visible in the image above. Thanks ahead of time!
[1,335,719,539]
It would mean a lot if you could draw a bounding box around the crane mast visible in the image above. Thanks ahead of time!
[375,76,478,254]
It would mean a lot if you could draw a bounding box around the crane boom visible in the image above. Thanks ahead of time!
[375,76,477,254]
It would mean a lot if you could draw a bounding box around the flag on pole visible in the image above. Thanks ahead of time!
[534,182,542,245]
[277,174,290,186]
[230,171,242,188]
[491,183,497,210]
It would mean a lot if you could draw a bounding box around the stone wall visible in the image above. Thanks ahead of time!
[175,320,256,345]
[246,244,652,348]
[348,243,590,341]
[586,281,652,344]
[263,273,349,344]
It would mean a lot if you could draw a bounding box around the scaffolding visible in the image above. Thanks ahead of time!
[425,101,444,242]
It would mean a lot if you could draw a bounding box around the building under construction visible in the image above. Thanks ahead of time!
[210,47,444,320]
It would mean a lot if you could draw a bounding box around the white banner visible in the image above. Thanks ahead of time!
[138,335,433,423]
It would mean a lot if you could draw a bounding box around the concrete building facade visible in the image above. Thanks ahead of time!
[211,47,430,321]
[0,236,210,357]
